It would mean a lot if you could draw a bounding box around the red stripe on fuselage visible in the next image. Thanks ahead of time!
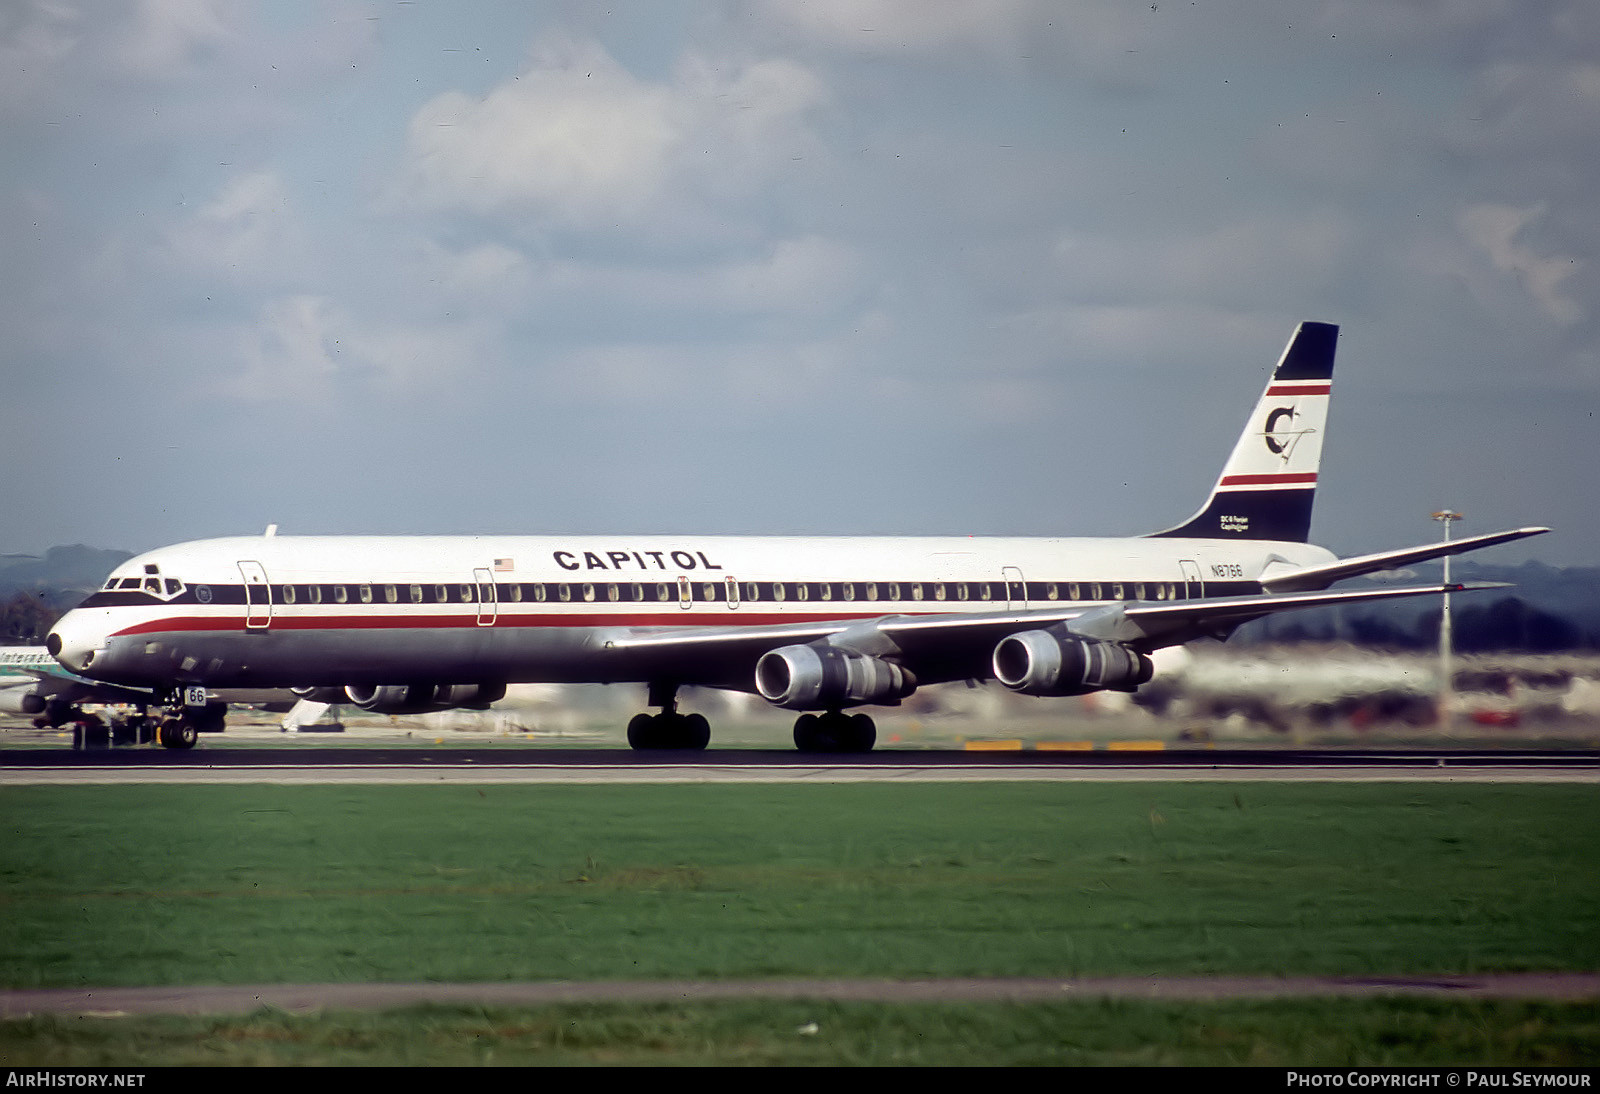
[1265,383,1330,396]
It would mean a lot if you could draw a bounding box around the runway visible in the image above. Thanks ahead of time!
[5,745,1597,783]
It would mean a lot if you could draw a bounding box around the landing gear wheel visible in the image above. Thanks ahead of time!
[847,712,876,752]
[793,713,821,752]
[793,711,876,753]
[678,712,710,750]
[627,712,658,749]
[157,717,199,749]
[626,710,711,751]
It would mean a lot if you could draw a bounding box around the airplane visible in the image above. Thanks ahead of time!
[0,646,154,723]
[0,645,309,745]
[45,321,1548,751]
[0,644,164,743]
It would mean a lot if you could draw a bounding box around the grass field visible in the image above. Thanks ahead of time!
[1,781,1596,1064]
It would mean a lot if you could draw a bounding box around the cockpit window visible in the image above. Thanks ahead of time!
[118,574,186,600]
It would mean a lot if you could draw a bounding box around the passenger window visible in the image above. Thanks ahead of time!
[309,585,323,604]
[744,582,759,602]
[534,584,548,602]
[335,586,348,604]
[558,584,572,602]
[820,584,833,601]
[385,584,398,603]
[1047,583,1059,601]
[582,583,596,602]
[410,585,423,603]
[359,584,373,604]
[283,585,296,604]
[772,583,786,602]
[843,583,855,601]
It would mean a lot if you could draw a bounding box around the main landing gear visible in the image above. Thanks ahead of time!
[624,684,879,753]
[793,711,876,754]
[626,683,710,750]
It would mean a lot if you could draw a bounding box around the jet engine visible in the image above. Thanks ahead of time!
[0,690,46,715]
[341,682,507,714]
[755,644,916,710]
[992,629,1153,697]
[289,686,347,704]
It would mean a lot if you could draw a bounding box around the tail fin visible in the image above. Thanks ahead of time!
[1148,321,1338,543]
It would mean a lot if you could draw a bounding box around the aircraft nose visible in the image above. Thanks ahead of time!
[48,612,105,674]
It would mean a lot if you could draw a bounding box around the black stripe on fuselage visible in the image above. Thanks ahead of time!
[78,577,1264,611]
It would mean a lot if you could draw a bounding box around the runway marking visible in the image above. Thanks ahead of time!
[4,763,1597,785]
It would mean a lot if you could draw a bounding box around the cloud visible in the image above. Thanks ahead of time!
[220,294,342,403]
[218,294,484,404]
[158,171,311,286]
[0,0,83,107]
[1458,203,1586,326]
[393,35,826,234]
[757,0,1038,56]
[115,0,236,79]
[400,36,678,226]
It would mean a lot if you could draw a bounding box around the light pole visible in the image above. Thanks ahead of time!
[1432,510,1462,727]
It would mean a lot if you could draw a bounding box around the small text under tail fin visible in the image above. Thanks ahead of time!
[1148,320,1338,543]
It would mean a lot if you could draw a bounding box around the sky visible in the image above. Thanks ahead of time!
[4,0,1596,567]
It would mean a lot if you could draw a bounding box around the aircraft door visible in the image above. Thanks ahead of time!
[474,567,497,626]
[238,560,271,630]
[1180,560,1203,600]
[1003,566,1027,611]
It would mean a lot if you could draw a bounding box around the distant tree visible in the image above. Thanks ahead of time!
[1456,597,1582,652]
[1,591,57,644]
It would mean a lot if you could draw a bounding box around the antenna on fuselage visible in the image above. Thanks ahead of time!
[264,524,278,537]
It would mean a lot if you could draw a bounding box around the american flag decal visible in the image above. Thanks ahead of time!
[494,558,514,571]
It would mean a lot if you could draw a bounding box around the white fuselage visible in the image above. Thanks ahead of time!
[48,532,1334,693]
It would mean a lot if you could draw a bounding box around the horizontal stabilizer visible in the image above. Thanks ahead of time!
[1261,527,1550,594]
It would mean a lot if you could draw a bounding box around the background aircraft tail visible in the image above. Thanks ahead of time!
[1148,321,1338,543]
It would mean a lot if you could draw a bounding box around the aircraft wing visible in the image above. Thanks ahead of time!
[0,658,157,715]
[1260,527,1549,593]
[601,581,1505,688]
